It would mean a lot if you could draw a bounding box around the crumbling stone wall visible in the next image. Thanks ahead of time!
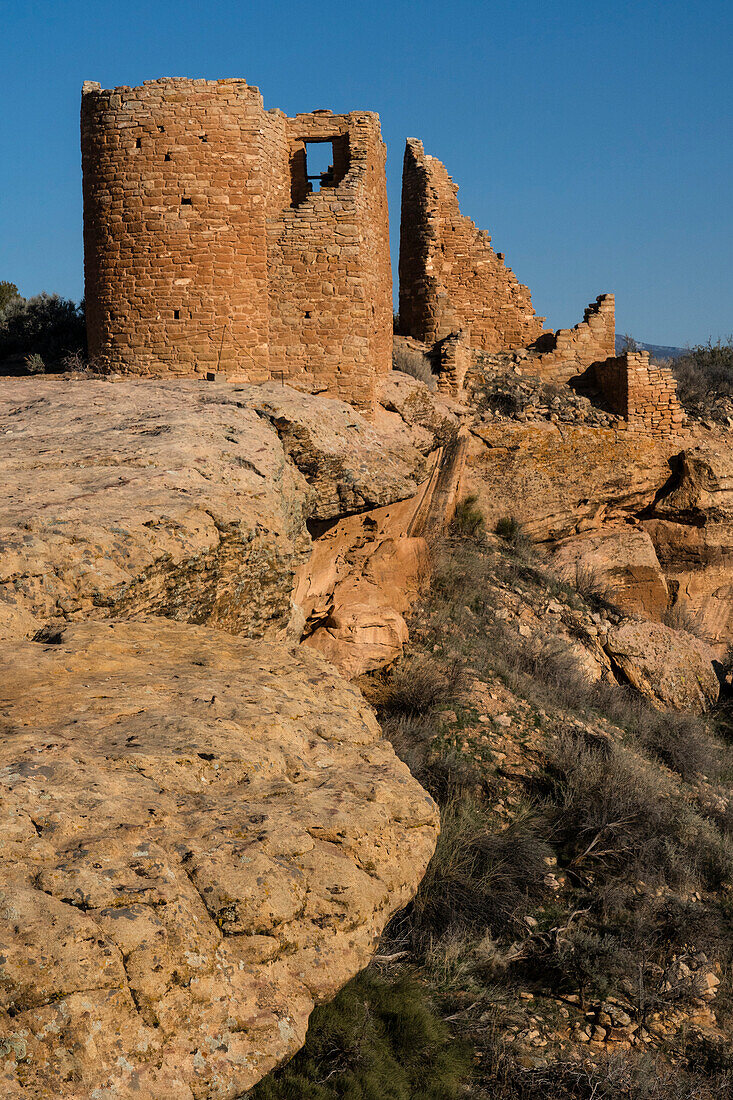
[398,138,545,351]
[595,350,684,436]
[527,295,616,382]
[81,78,391,414]
[434,332,471,397]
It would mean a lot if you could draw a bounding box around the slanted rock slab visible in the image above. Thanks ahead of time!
[0,618,439,1098]
[604,619,719,712]
[550,525,669,619]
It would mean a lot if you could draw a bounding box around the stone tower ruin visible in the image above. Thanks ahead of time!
[81,78,392,413]
[398,138,545,350]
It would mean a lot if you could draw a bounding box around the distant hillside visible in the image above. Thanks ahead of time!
[615,335,687,360]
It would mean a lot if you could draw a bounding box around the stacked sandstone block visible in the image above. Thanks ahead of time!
[398,139,545,351]
[527,295,616,383]
[81,79,391,415]
[595,351,685,437]
[434,332,471,397]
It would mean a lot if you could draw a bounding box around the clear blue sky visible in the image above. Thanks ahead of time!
[2,0,731,346]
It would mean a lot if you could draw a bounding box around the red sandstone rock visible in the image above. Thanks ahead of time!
[550,526,669,619]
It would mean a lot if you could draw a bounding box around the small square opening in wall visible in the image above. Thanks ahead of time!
[181,197,192,205]
[135,137,142,149]
[164,152,172,161]
[158,125,165,133]
[173,310,180,320]
[305,311,312,319]
[198,134,208,143]
[290,135,350,206]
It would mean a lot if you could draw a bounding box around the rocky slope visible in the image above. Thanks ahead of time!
[3,360,733,1099]
[461,362,733,656]
[350,529,733,1097]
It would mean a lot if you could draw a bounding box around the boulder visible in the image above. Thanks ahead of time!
[604,619,719,712]
[0,618,439,1098]
[644,441,733,654]
[378,372,461,453]
[252,381,426,519]
[295,487,431,678]
[550,526,669,618]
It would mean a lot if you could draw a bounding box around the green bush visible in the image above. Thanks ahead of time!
[495,515,532,556]
[451,494,485,540]
[24,352,45,374]
[247,971,470,1099]
[0,292,86,369]
[673,338,733,419]
[0,281,20,314]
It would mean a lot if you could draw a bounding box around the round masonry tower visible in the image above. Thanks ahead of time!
[81,78,282,379]
[81,77,392,412]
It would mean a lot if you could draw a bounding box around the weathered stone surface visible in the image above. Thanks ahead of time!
[0,618,439,1098]
[644,441,733,654]
[251,382,426,520]
[604,619,719,712]
[466,419,677,540]
[0,378,425,645]
[295,487,430,678]
[550,526,669,619]
[378,372,460,453]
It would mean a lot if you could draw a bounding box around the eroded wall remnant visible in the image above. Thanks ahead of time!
[595,351,685,436]
[81,78,392,414]
[527,294,617,383]
[398,138,546,351]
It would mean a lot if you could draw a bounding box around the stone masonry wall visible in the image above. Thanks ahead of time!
[81,79,392,414]
[595,350,685,436]
[527,294,616,383]
[398,138,545,351]
[267,111,392,412]
[434,332,471,397]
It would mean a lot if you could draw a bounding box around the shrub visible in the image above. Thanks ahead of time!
[570,562,612,605]
[247,970,470,1099]
[0,292,86,369]
[24,352,45,374]
[542,731,733,890]
[450,494,485,540]
[673,338,733,419]
[397,802,551,949]
[495,515,532,555]
[662,601,711,641]
[0,281,20,314]
[480,386,524,417]
[380,657,465,718]
[526,926,630,1007]
[393,340,436,389]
